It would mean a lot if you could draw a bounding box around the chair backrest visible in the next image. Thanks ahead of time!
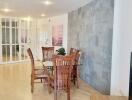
[74,51,81,65]
[53,55,74,90]
[27,48,35,73]
[69,48,74,54]
[70,48,80,65]
[69,48,79,54]
[42,47,54,62]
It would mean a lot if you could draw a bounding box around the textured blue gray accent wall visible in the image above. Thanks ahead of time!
[68,0,114,94]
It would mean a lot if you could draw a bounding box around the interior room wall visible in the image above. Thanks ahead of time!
[50,14,68,52]
[37,14,68,58]
[27,19,38,59]
[111,0,132,96]
[68,0,114,94]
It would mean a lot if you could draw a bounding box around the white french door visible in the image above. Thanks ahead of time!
[0,18,28,63]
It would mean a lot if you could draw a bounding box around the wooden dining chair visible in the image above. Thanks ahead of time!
[72,51,81,88]
[70,48,80,88]
[42,47,54,74]
[69,48,79,54]
[27,48,49,93]
[69,48,74,54]
[42,47,54,62]
[48,55,74,100]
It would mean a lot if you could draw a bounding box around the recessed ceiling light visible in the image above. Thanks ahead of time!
[23,16,32,21]
[1,8,11,12]
[41,14,46,17]
[42,0,53,5]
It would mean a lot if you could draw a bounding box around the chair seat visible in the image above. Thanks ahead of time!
[35,74,48,79]
[35,68,48,73]
[35,60,43,68]
[35,69,49,78]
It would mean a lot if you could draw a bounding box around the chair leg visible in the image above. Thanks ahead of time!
[47,77,51,93]
[31,84,33,93]
[31,78,34,93]
[54,90,57,100]
[48,86,51,94]
[73,66,76,85]
[76,67,79,88]
[76,78,79,88]
[67,88,70,100]
[41,78,42,83]
[73,77,76,85]
[48,83,52,94]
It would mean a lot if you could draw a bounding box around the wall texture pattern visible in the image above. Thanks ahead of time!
[68,0,114,94]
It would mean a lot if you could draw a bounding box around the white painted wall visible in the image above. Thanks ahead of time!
[36,14,68,59]
[111,0,132,96]
[50,14,68,52]
[27,19,38,59]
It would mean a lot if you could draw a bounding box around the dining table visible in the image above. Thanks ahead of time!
[42,61,54,75]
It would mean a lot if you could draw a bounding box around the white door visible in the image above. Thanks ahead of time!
[0,18,28,63]
[20,20,28,61]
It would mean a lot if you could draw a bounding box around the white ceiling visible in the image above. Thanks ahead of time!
[0,0,92,18]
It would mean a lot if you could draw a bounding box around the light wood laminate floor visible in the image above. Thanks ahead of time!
[0,62,128,100]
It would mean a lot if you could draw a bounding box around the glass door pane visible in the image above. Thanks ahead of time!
[6,28,10,44]
[12,28,16,44]
[2,27,10,44]
[20,20,28,60]
[12,45,18,61]
[2,28,6,44]
[2,45,10,62]
[11,20,19,61]
[7,45,10,61]
[21,45,25,60]
[12,45,15,61]
[2,45,6,62]
[16,28,18,43]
